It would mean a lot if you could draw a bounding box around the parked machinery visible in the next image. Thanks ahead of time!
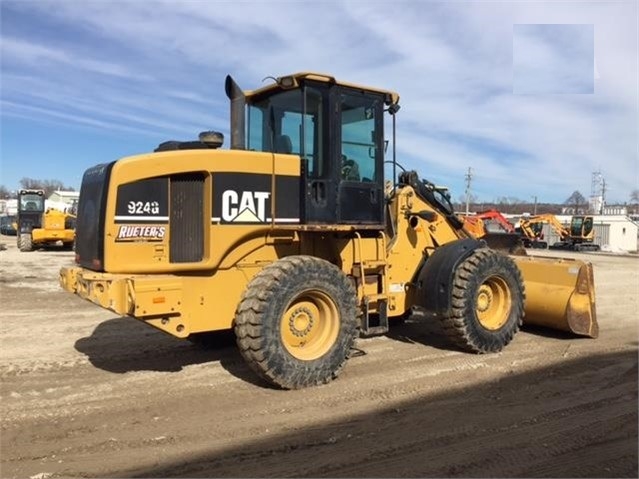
[59,72,598,389]
[462,210,525,254]
[16,189,76,252]
[518,214,600,251]
[476,209,516,233]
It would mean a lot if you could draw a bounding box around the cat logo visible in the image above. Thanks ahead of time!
[221,190,270,223]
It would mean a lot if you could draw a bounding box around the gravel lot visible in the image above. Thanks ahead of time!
[1,234,637,478]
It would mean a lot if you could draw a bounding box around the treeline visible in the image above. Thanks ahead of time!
[0,178,76,199]
[455,190,591,215]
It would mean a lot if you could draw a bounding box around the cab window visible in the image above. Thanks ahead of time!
[340,93,380,183]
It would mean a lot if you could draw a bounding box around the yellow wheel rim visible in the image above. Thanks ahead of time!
[475,276,512,330]
[280,290,340,361]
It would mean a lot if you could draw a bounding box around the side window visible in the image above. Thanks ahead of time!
[340,94,379,183]
[246,89,304,154]
[247,105,264,151]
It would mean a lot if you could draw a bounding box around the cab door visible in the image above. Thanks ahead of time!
[336,90,385,225]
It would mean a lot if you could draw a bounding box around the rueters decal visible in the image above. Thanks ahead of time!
[212,173,299,224]
[116,224,166,242]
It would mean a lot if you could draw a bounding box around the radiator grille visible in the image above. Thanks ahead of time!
[170,173,204,263]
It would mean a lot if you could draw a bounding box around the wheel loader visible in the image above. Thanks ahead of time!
[59,72,597,389]
[17,189,76,252]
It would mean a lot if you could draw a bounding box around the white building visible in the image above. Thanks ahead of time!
[0,199,18,216]
[593,215,639,252]
[47,190,80,213]
[48,190,79,206]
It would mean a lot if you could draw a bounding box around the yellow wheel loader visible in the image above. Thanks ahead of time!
[59,73,597,389]
[17,189,76,252]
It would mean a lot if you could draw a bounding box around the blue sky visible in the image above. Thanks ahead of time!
[1,0,637,204]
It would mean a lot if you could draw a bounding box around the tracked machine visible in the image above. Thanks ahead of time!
[519,214,600,251]
[60,73,598,389]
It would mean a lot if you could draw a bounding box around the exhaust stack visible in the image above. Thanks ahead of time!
[225,75,245,150]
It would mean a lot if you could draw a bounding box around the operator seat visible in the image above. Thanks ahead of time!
[341,155,360,181]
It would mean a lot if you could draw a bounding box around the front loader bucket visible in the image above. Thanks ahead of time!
[512,256,598,338]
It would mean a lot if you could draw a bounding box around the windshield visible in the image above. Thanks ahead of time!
[571,216,584,235]
[19,194,44,212]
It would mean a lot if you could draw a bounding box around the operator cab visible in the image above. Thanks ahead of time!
[227,73,400,226]
[17,189,45,234]
[18,190,45,214]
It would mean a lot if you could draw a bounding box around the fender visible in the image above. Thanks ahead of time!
[413,238,484,318]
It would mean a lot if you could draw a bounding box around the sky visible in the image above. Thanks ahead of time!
[1,0,637,204]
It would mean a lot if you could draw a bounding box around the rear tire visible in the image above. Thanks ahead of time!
[442,248,524,353]
[234,256,359,389]
[18,233,33,252]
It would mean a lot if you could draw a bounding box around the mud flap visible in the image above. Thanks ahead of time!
[413,238,484,318]
[512,256,598,338]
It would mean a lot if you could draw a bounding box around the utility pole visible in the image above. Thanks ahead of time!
[600,178,606,214]
[464,167,473,216]
[532,195,537,215]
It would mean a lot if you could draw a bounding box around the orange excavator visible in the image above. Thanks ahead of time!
[462,210,525,254]
[463,209,516,236]
[461,215,486,237]
[477,209,516,233]
[518,214,600,251]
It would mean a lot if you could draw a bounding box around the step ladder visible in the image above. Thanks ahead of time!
[352,234,389,337]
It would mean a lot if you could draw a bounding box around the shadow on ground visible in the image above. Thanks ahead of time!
[74,317,265,386]
[108,349,638,478]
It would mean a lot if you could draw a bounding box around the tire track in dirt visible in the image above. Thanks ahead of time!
[1,240,637,478]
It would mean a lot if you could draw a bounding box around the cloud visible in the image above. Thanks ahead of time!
[513,24,594,94]
[1,37,151,81]
[0,0,636,203]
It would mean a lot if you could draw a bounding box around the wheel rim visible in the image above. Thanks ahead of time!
[475,276,512,330]
[280,290,340,361]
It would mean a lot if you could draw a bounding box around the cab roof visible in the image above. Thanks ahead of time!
[244,72,400,106]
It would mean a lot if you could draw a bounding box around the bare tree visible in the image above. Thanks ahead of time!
[0,185,14,199]
[564,190,587,214]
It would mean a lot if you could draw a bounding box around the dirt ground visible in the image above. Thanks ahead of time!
[0,234,637,479]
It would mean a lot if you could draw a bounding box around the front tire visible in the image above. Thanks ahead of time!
[442,248,524,353]
[18,233,33,252]
[234,256,359,389]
